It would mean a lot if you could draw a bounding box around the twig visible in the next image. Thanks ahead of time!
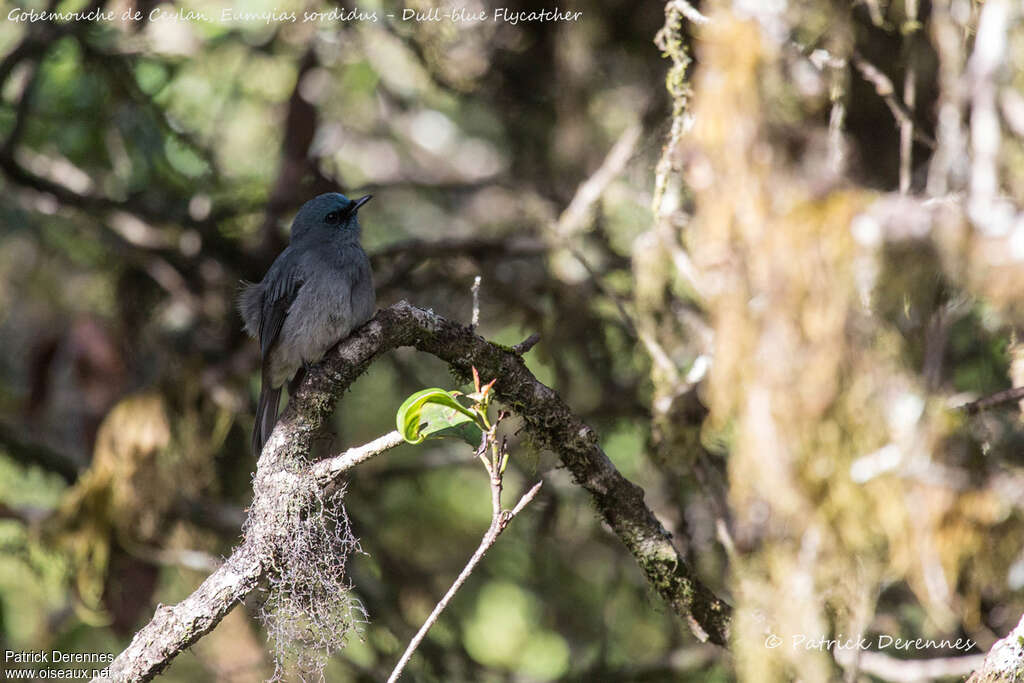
[387,480,543,683]
[900,0,920,194]
[548,123,644,336]
[471,275,482,330]
[512,333,541,355]
[555,122,642,240]
[851,51,936,150]
[827,60,848,175]
[959,386,1024,415]
[313,430,406,485]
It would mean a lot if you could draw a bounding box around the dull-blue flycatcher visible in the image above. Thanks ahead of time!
[239,192,376,455]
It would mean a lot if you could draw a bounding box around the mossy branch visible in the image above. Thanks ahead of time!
[94,301,730,682]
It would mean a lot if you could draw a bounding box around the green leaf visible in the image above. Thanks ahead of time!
[396,388,481,446]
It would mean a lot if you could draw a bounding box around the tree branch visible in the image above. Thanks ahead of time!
[95,301,730,682]
[363,303,732,644]
[967,612,1024,682]
[97,541,265,682]
[312,430,406,485]
[959,386,1024,415]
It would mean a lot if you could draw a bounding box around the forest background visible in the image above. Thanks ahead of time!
[2,0,1024,681]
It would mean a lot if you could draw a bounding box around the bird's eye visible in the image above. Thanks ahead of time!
[325,210,342,225]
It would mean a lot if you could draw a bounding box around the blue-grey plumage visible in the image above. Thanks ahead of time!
[238,192,376,455]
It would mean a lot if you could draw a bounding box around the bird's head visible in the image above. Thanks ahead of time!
[289,192,372,243]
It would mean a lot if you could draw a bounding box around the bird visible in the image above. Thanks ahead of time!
[238,192,376,455]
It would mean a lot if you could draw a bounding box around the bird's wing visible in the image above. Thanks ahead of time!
[258,260,305,359]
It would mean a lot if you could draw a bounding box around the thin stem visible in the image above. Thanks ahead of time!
[471,276,482,329]
[900,0,919,194]
[851,51,935,150]
[386,479,544,683]
[959,386,1024,415]
[312,430,406,485]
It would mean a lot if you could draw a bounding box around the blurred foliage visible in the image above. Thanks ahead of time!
[661,1,1024,682]
[0,0,1023,681]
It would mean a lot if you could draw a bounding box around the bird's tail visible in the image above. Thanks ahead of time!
[252,383,282,456]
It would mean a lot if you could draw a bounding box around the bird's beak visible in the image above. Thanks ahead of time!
[353,194,373,212]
